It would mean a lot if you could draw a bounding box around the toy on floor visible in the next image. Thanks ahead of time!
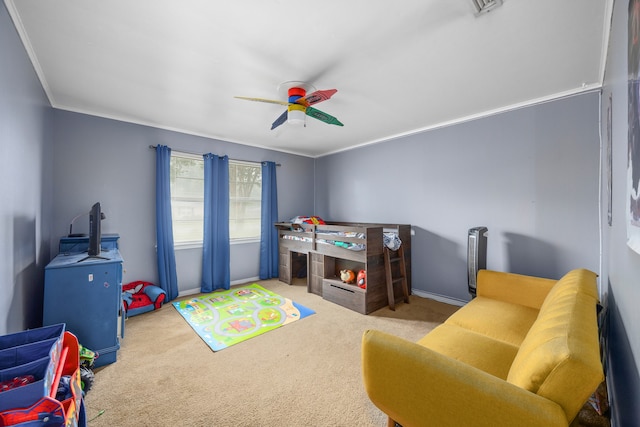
[122,281,167,317]
[79,344,98,394]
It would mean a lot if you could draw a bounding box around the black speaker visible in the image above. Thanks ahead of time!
[467,226,488,297]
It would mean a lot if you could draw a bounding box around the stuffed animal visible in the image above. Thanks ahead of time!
[340,269,356,284]
[357,270,367,289]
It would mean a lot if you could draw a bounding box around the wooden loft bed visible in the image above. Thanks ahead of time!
[274,221,412,314]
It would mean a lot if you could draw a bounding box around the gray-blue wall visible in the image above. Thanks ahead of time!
[2,0,639,424]
[0,3,53,335]
[315,92,601,303]
[601,0,640,425]
[50,110,315,293]
[51,92,601,304]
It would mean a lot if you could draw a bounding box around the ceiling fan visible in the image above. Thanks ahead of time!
[235,81,343,130]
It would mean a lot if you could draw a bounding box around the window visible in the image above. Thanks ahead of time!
[169,153,262,245]
[229,161,262,240]
[170,153,205,244]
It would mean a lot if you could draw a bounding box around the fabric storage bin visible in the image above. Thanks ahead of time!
[0,396,67,426]
[0,324,65,351]
[0,329,85,427]
[0,338,61,370]
[0,324,65,413]
[0,357,53,412]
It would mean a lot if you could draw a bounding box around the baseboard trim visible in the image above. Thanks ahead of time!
[179,281,468,307]
[178,276,261,298]
[411,289,467,307]
[178,288,200,297]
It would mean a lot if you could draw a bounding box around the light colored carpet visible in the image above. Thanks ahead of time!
[84,279,458,427]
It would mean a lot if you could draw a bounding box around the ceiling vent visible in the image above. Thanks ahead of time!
[471,0,503,16]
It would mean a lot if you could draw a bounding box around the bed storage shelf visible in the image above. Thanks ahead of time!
[275,222,411,314]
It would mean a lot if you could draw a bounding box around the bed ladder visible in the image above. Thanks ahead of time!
[384,245,409,311]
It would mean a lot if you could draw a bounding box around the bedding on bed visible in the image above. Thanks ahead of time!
[316,238,366,251]
[383,232,402,250]
[280,218,403,252]
[282,234,312,242]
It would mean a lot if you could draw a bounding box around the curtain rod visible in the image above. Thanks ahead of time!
[148,145,281,166]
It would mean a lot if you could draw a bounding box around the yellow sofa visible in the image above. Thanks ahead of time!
[361,268,603,427]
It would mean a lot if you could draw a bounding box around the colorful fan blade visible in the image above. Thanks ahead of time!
[296,89,338,107]
[235,96,290,106]
[306,106,343,126]
[271,110,288,130]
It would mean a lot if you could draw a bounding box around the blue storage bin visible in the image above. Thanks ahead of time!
[0,324,64,351]
[0,338,60,370]
[0,357,51,412]
[0,324,65,413]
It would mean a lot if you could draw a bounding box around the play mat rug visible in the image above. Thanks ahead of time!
[172,284,315,351]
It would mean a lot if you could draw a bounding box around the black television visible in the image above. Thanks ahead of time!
[88,202,102,256]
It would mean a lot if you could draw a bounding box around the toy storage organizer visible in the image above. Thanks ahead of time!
[275,222,411,314]
[0,324,86,427]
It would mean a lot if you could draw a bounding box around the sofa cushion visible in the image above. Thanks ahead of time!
[537,269,599,311]
[506,269,602,420]
[444,297,539,347]
[477,270,558,309]
[418,323,519,379]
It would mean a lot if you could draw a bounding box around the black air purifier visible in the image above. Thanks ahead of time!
[467,226,488,297]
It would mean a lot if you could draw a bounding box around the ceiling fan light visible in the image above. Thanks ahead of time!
[288,104,306,125]
[288,109,306,125]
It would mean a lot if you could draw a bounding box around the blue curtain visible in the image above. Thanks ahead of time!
[201,154,230,292]
[155,145,178,301]
[259,161,279,279]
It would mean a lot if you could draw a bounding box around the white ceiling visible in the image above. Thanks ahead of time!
[6,0,612,157]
